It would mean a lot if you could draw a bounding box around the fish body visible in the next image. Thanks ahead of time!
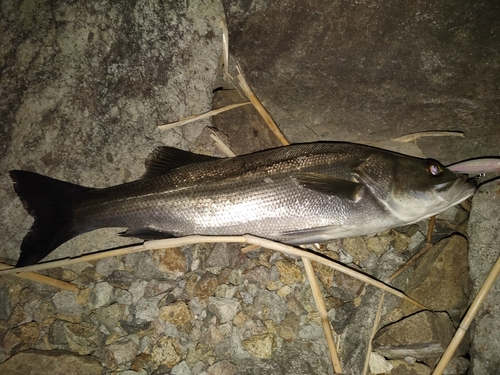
[10,142,476,267]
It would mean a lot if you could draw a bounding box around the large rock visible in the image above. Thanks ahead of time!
[223,0,500,164]
[467,180,500,375]
[399,235,471,319]
[372,310,454,359]
[0,349,103,375]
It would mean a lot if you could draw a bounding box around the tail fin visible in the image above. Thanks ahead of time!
[10,170,94,267]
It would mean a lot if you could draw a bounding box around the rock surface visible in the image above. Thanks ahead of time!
[373,310,455,359]
[0,1,498,375]
[0,349,102,375]
[467,180,500,375]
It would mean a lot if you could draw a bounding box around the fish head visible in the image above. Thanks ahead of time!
[351,151,477,223]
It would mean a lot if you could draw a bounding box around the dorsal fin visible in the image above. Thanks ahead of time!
[142,146,221,179]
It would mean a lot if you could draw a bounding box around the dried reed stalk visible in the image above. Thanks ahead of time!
[433,254,500,374]
[392,131,464,143]
[303,257,343,373]
[236,67,290,146]
[219,19,229,77]
[210,132,236,157]
[363,293,386,375]
[157,102,251,130]
[0,263,79,292]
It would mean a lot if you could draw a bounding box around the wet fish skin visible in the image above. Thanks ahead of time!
[10,142,476,267]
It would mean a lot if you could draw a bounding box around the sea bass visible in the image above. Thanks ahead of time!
[10,142,476,267]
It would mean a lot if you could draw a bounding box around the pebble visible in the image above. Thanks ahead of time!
[91,282,115,308]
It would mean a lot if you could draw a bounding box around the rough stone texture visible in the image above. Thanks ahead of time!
[241,333,277,359]
[1,1,499,375]
[389,359,432,375]
[0,349,103,375]
[399,235,471,319]
[373,310,455,360]
[223,0,500,165]
[467,180,500,375]
[369,352,393,374]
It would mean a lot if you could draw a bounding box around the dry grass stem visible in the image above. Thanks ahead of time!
[363,293,386,375]
[236,67,289,146]
[0,263,79,292]
[157,102,251,130]
[303,257,343,373]
[392,131,464,143]
[219,19,229,77]
[210,133,236,157]
[433,254,500,375]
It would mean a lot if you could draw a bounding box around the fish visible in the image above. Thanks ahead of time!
[10,142,476,267]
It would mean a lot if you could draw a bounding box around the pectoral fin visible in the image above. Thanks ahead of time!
[293,172,364,202]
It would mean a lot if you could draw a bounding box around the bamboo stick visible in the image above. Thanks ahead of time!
[432,254,500,375]
[157,102,252,130]
[303,257,343,373]
[0,263,79,292]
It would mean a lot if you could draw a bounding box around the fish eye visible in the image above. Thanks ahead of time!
[427,162,443,176]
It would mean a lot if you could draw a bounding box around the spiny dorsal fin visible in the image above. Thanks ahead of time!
[143,146,221,179]
[293,172,365,202]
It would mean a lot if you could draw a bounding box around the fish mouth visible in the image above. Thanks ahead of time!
[435,174,476,205]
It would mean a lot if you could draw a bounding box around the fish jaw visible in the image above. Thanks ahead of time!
[384,174,476,225]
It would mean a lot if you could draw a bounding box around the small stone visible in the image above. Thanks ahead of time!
[52,290,83,316]
[365,234,392,257]
[332,265,365,300]
[106,270,136,289]
[196,272,219,299]
[64,321,101,355]
[443,356,469,375]
[144,279,177,298]
[373,311,455,359]
[275,259,302,285]
[159,302,193,327]
[151,336,183,368]
[134,294,164,322]
[389,359,431,375]
[208,297,240,324]
[95,257,122,276]
[92,304,124,333]
[76,288,90,306]
[91,282,114,308]
[253,289,287,324]
[206,359,238,375]
[0,349,102,374]
[369,352,393,374]
[129,280,148,303]
[242,333,277,359]
[186,342,214,366]
[171,360,191,375]
[151,247,187,278]
[2,321,39,352]
[131,352,153,372]
[61,269,79,281]
[215,284,237,299]
[277,312,300,342]
[343,237,370,262]
[242,266,271,285]
[115,289,133,305]
[105,337,139,367]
